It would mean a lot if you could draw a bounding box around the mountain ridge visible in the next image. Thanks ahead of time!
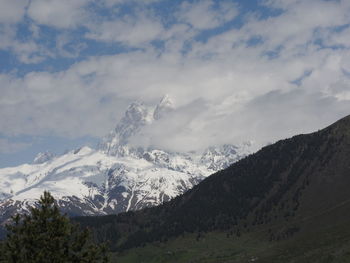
[0,96,254,227]
[74,114,350,254]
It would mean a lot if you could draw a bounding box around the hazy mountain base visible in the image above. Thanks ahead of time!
[112,201,350,263]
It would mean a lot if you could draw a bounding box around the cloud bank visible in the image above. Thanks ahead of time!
[1,0,350,155]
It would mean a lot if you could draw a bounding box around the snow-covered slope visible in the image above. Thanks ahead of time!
[0,96,254,224]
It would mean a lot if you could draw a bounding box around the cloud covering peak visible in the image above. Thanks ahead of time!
[0,0,350,162]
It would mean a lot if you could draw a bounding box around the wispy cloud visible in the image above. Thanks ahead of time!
[176,0,238,30]
[0,0,28,24]
[27,0,90,29]
[85,12,164,46]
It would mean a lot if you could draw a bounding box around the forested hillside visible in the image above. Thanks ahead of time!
[76,115,350,260]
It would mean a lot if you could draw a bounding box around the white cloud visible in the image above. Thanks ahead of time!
[177,0,238,30]
[242,0,350,56]
[0,0,28,24]
[2,39,349,149]
[86,14,164,46]
[102,0,160,7]
[322,27,350,48]
[0,0,92,63]
[0,24,52,63]
[27,0,89,29]
[0,67,132,138]
[55,33,87,58]
[1,0,350,153]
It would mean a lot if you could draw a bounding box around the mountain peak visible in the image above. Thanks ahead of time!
[100,97,176,155]
[98,101,152,155]
[153,95,174,120]
[33,151,55,164]
[124,102,150,124]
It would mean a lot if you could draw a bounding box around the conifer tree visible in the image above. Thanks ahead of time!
[0,191,109,263]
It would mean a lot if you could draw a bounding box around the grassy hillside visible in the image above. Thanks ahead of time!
[112,223,350,263]
[112,199,350,263]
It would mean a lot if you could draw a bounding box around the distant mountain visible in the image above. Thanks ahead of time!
[33,151,56,164]
[0,96,253,227]
[75,114,350,259]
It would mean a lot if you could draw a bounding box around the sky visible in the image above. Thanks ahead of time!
[1,0,350,167]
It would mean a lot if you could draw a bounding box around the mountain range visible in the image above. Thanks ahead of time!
[0,96,253,226]
[75,114,350,263]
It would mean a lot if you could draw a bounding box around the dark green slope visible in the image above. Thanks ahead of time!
[76,115,350,260]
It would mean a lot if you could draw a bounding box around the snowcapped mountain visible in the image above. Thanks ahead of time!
[0,96,254,224]
[33,151,56,164]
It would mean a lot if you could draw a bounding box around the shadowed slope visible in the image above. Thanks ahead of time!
[76,115,350,252]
